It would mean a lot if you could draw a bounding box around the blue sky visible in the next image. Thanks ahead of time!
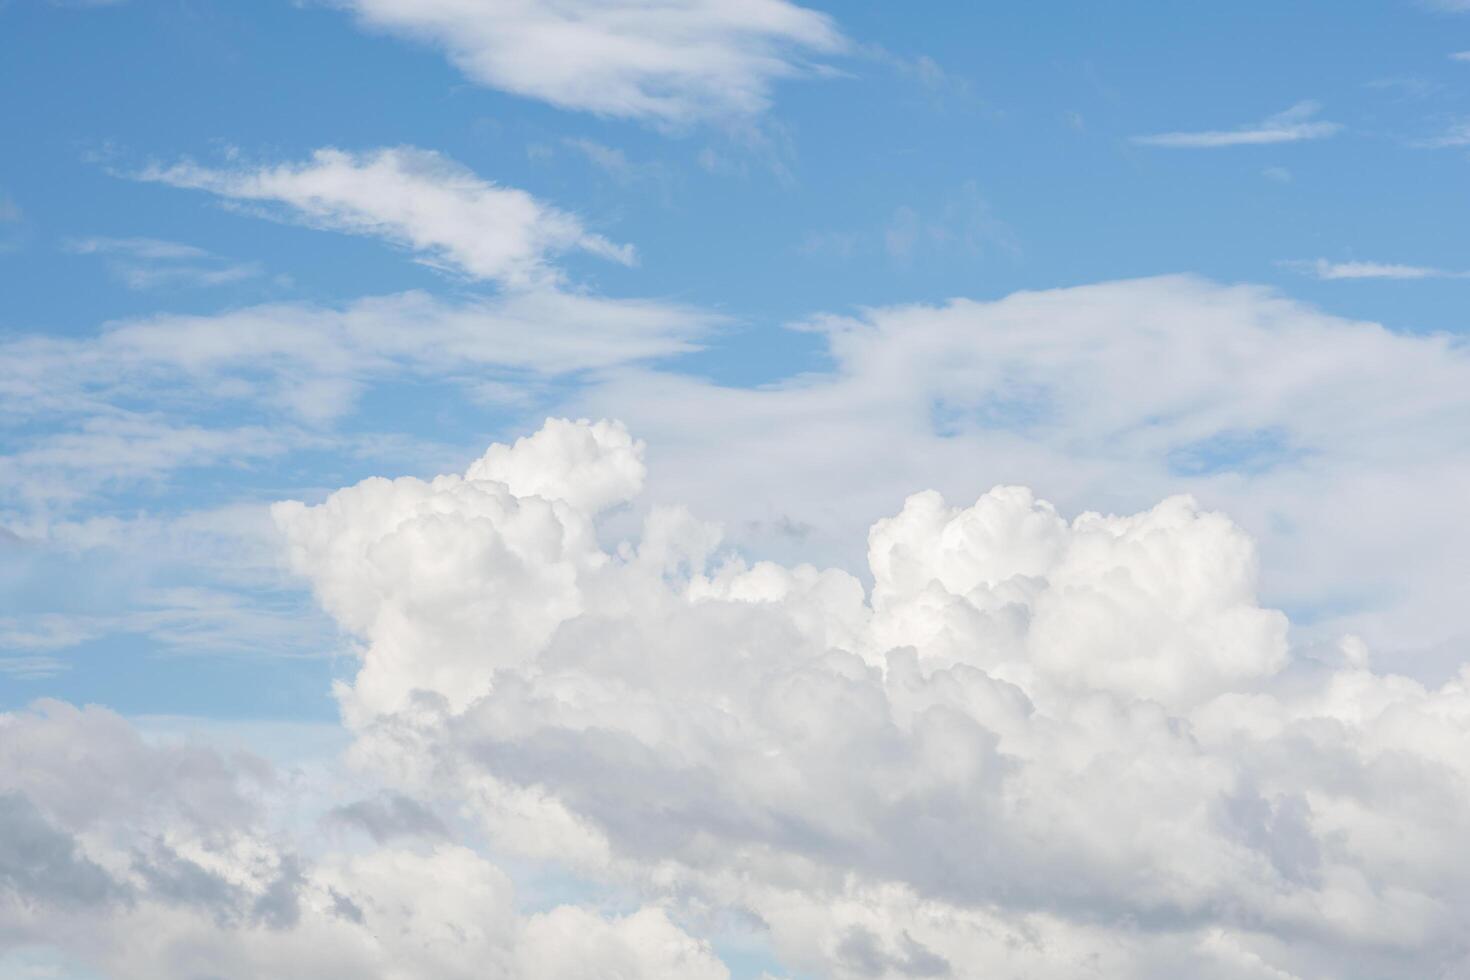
[6,3,1470,979]
[5,1,1470,721]
[7,1,1470,334]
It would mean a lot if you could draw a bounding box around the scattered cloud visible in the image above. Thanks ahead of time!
[801,182,1017,266]
[886,183,1018,262]
[796,229,862,260]
[66,236,264,290]
[0,657,69,680]
[1261,165,1292,182]
[1133,101,1341,148]
[0,700,728,979]
[1411,118,1470,147]
[0,194,20,223]
[1452,50,1470,60]
[866,48,980,106]
[1364,76,1441,99]
[561,138,676,195]
[137,147,635,288]
[0,289,715,423]
[333,0,847,126]
[555,277,1470,665]
[1281,258,1467,280]
[0,288,717,524]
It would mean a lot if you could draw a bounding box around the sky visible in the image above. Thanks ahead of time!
[3,2,1470,978]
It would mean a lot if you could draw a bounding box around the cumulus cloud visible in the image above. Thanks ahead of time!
[0,699,728,980]
[8,414,1470,977]
[555,276,1470,668]
[333,0,846,125]
[1133,101,1341,148]
[139,147,634,287]
[8,276,1469,676]
[262,417,1470,978]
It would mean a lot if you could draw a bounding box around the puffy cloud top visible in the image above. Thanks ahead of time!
[264,418,1470,978]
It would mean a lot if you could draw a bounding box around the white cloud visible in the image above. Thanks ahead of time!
[0,699,728,980]
[561,138,675,194]
[0,288,716,521]
[0,416,302,518]
[8,385,1470,977]
[9,275,1470,672]
[0,273,716,662]
[551,276,1470,667]
[1411,118,1470,147]
[68,237,209,261]
[65,236,264,290]
[1133,101,1341,148]
[139,147,634,288]
[334,0,846,126]
[800,182,1016,266]
[1280,258,1467,280]
[1453,50,1470,60]
[0,289,713,425]
[262,416,1470,978]
[0,655,70,680]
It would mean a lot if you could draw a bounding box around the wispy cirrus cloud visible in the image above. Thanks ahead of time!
[333,0,846,126]
[1411,118,1470,147]
[65,236,264,290]
[137,148,634,289]
[1133,101,1341,148]
[1280,258,1469,280]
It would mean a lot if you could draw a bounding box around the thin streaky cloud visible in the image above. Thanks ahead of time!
[1451,50,1470,60]
[0,656,70,680]
[137,147,635,288]
[65,236,209,260]
[1411,118,1470,147]
[64,235,264,290]
[1133,101,1341,148]
[1280,258,1468,280]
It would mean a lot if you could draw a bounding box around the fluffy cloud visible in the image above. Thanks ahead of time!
[0,700,728,979]
[140,148,634,287]
[334,0,845,125]
[270,417,1470,978]
[559,276,1470,669]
